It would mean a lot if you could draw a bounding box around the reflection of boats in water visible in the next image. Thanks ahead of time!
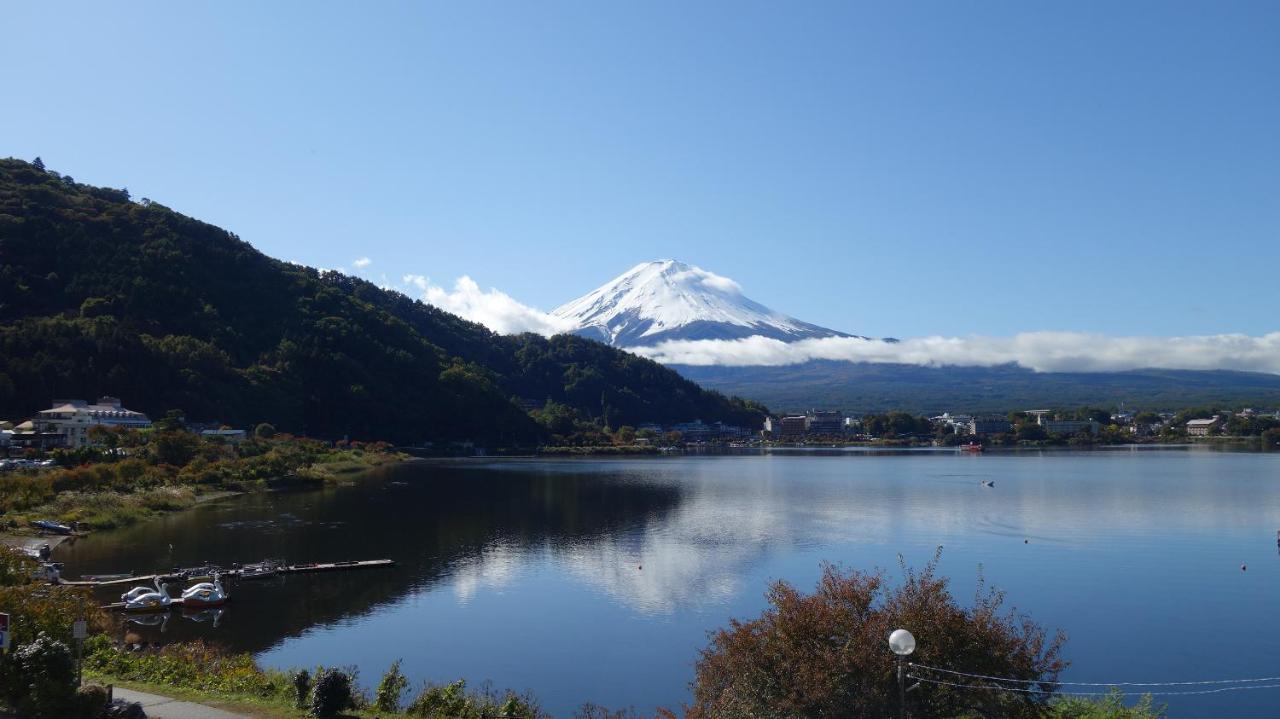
[125,612,169,632]
[182,606,225,627]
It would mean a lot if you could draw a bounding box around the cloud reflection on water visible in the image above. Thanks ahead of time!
[443,452,1280,615]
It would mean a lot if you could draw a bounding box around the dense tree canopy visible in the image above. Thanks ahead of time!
[0,159,765,444]
[861,411,933,437]
[686,554,1065,719]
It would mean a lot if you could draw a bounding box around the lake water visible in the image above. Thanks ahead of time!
[55,448,1280,716]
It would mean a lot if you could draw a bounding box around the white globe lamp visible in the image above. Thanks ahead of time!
[888,628,916,656]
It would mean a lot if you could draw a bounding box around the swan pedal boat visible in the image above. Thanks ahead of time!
[180,573,229,608]
[120,577,174,612]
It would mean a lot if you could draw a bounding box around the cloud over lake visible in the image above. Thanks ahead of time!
[632,332,1280,374]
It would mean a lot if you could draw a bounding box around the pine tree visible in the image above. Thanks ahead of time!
[32,156,45,171]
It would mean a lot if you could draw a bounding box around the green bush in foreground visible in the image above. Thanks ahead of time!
[375,659,410,713]
[84,636,283,698]
[405,679,547,719]
[309,667,355,718]
[5,632,77,718]
[293,668,312,708]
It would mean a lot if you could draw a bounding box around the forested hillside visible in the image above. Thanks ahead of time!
[677,360,1280,414]
[0,159,765,444]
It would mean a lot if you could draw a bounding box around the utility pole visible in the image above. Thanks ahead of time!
[898,657,906,719]
[888,629,917,719]
[73,596,87,687]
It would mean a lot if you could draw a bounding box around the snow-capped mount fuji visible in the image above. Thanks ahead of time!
[552,260,855,347]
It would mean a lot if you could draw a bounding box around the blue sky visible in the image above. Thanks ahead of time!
[3,1,1277,339]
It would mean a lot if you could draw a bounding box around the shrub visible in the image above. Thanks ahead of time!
[406,679,547,718]
[686,550,1065,719]
[151,430,202,467]
[255,422,277,439]
[75,684,110,718]
[1263,427,1280,449]
[309,667,354,718]
[6,632,76,718]
[0,547,35,586]
[293,668,312,708]
[375,659,410,713]
[1049,688,1166,718]
[0,581,106,647]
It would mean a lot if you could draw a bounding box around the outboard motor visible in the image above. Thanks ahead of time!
[42,562,63,584]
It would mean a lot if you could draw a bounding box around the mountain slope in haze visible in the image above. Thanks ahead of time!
[676,361,1280,414]
[553,260,854,347]
[0,159,766,443]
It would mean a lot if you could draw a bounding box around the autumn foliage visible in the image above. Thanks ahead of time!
[685,552,1065,718]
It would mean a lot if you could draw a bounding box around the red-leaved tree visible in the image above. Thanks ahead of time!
[684,550,1066,718]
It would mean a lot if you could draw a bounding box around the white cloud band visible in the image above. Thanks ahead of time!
[631,332,1280,374]
[396,273,1280,374]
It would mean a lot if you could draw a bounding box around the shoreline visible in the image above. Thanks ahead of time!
[413,441,1267,462]
[0,457,405,554]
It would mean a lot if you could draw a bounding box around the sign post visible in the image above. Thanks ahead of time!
[73,617,87,686]
[0,612,10,654]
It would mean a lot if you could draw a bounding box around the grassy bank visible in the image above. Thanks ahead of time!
[0,430,403,535]
[83,637,559,719]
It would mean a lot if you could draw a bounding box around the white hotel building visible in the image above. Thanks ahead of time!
[35,397,152,448]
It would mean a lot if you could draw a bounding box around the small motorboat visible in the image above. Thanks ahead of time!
[41,562,63,584]
[961,443,984,453]
[169,563,224,581]
[239,559,284,581]
[981,479,995,488]
[32,519,73,535]
[180,573,228,608]
[82,572,135,582]
[121,577,174,612]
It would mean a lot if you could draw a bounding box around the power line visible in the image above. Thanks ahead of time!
[908,674,1280,698]
[910,663,1280,687]
[907,675,1111,697]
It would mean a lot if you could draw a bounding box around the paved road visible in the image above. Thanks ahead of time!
[110,687,252,719]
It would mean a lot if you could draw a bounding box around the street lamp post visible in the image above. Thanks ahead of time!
[888,628,916,719]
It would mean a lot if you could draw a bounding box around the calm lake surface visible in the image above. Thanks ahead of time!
[55,448,1280,716]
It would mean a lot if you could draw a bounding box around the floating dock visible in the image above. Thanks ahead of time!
[65,558,395,589]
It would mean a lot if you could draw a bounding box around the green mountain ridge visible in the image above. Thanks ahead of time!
[0,159,765,444]
[676,360,1280,414]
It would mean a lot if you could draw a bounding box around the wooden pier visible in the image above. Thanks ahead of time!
[64,558,395,589]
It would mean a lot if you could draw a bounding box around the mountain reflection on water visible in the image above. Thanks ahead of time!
[53,450,1280,716]
[58,460,685,652]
